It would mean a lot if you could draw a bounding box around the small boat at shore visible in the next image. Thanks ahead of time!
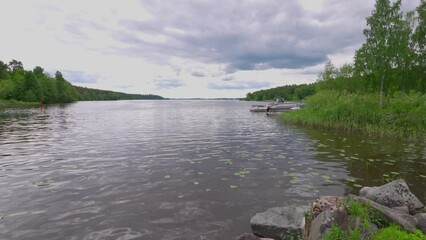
[249,100,305,113]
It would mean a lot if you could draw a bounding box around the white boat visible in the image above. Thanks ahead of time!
[250,100,305,112]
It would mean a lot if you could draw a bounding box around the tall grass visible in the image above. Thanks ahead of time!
[282,90,426,138]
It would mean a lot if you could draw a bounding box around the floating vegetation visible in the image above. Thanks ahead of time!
[290,177,298,184]
[321,175,332,183]
[234,168,250,178]
[32,177,54,187]
[350,156,360,160]
[229,185,238,189]
[224,160,233,166]
[368,159,375,163]
[384,162,394,166]
[83,200,95,205]
[164,175,171,179]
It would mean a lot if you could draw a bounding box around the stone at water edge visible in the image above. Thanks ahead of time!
[250,205,307,240]
[359,179,423,214]
[352,196,418,233]
[415,213,426,234]
[307,209,349,240]
[235,233,274,240]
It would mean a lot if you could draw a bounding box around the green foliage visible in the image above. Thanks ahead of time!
[324,224,345,240]
[0,59,164,104]
[283,90,426,138]
[245,83,316,101]
[373,224,426,240]
[75,86,164,101]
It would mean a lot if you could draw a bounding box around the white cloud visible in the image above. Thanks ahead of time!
[0,0,421,98]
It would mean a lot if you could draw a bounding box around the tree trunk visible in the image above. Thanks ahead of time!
[380,72,385,108]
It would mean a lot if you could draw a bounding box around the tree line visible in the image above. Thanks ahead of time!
[0,60,164,103]
[246,0,426,104]
[245,84,316,101]
[317,0,426,103]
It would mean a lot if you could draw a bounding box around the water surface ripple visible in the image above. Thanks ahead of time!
[0,100,424,239]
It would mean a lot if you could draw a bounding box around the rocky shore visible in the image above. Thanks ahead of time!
[236,179,426,240]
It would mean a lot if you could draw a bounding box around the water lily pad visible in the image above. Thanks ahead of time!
[321,175,330,180]
[83,200,95,205]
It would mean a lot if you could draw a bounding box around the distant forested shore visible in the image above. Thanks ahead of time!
[247,0,426,138]
[0,59,164,105]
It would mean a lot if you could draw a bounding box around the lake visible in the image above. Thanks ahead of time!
[0,100,425,239]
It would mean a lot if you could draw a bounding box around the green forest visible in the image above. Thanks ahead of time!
[245,84,316,101]
[249,0,426,137]
[0,60,164,104]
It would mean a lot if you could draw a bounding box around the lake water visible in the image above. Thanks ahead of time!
[0,100,425,239]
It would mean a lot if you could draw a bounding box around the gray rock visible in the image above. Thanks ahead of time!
[308,210,349,240]
[352,196,418,232]
[235,233,274,240]
[415,213,426,234]
[250,205,306,240]
[359,179,423,214]
[392,206,410,214]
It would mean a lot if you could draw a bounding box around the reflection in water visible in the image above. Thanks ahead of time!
[0,100,425,239]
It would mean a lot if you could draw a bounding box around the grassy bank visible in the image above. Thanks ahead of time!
[282,90,426,138]
[0,99,38,109]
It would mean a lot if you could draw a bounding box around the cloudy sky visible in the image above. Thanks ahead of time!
[0,0,420,98]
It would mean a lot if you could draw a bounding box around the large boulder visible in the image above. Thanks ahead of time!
[250,205,306,240]
[415,213,426,234]
[235,233,273,240]
[352,196,418,232]
[359,179,423,214]
[307,209,349,240]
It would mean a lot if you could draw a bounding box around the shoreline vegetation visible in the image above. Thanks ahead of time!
[0,59,164,107]
[246,0,426,139]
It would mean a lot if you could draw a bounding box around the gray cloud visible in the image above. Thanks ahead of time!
[191,71,205,77]
[62,70,99,83]
[154,78,184,89]
[109,0,377,71]
[222,75,234,82]
[208,81,270,90]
